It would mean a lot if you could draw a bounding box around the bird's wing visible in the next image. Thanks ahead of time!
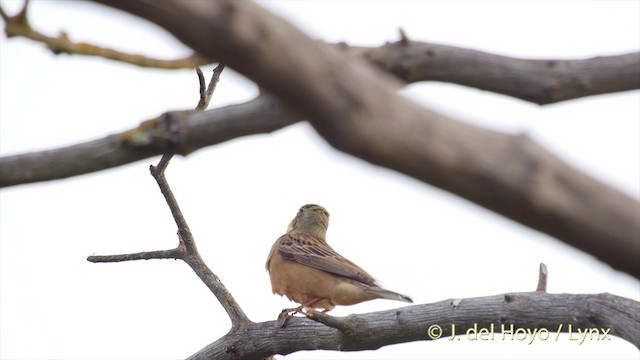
[277,233,377,285]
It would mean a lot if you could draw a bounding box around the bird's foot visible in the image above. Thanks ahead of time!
[287,304,306,315]
[276,298,324,327]
[286,297,323,315]
[276,308,294,327]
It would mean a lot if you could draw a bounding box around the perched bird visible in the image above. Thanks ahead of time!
[266,204,412,313]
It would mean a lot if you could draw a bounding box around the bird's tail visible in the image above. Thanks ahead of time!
[366,287,413,303]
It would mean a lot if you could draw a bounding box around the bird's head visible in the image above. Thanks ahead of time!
[287,204,330,239]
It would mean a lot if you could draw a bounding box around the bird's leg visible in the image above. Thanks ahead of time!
[300,297,322,313]
[283,297,323,315]
[282,305,304,315]
[278,297,324,327]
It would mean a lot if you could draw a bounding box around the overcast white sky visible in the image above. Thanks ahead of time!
[1,1,639,359]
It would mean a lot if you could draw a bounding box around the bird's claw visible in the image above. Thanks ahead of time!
[276,308,293,327]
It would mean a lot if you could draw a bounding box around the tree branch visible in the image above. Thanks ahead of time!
[195,65,225,111]
[187,292,639,359]
[89,152,252,328]
[87,65,252,329]
[0,94,299,187]
[2,6,637,187]
[0,0,208,69]
[343,42,640,105]
[150,152,252,329]
[87,248,181,262]
[536,263,548,293]
[84,1,639,280]
[3,2,637,101]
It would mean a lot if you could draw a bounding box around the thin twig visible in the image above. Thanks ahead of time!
[88,66,252,327]
[195,64,226,111]
[398,27,410,46]
[196,68,206,99]
[536,263,548,292]
[148,154,251,327]
[87,248,182,262]
[149,154,181,224]
[154,152,173,173]
[0,1,208,69]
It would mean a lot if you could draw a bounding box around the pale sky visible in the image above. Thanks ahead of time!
[1,1,639,359]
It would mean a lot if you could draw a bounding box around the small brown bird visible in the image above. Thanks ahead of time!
[266,204,412,313]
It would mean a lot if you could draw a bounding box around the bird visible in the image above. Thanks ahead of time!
[266,204,412,314]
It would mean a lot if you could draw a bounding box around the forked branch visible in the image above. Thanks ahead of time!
[88,65,251,329]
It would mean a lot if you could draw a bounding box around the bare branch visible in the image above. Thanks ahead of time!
[195,64,225,111]
[148,152,252,328]
[149,154,181,228]
[0,95,297,188]
[90,1,638,103]
[397,27,410,46]
[188,292,639,359]
[87,65,252,328]
[0,2,208,69]
[87,248,181,262]
[343,42,640,105]
[4,2,636,100]
[2,6,637,187]
[196,68,206,99]
[536,263,548,293]
[149,69,252,328]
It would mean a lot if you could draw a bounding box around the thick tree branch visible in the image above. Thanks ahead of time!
[2,6,637,187]
[86,1,639,280]
[187,292,639,359]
